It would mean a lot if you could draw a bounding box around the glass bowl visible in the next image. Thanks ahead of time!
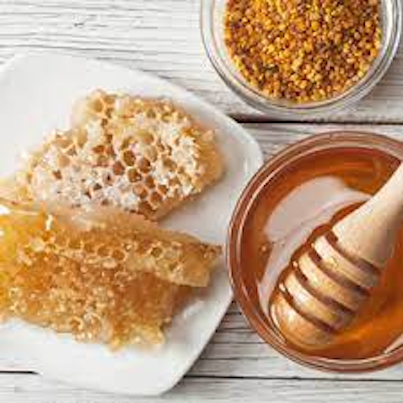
[227,131,403,373]
[201,0,402,118]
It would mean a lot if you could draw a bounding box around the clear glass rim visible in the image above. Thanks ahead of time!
[226,131,403,373]
[201,0,402,117]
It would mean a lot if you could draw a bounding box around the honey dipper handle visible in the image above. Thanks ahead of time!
[333,163,403,268]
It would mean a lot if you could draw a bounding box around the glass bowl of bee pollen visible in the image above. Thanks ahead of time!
[201,0,402,117]
[227,131,403,373]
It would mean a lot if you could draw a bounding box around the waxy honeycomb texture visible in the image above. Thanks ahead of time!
[18,90,224,220]
[0,199,220,349]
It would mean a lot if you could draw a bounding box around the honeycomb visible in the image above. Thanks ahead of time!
[18,90,224,220]
[0,199,220,348]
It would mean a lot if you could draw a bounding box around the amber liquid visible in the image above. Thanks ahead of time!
[241,146,403,360]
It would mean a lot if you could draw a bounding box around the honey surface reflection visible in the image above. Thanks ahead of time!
[241,146,403,360]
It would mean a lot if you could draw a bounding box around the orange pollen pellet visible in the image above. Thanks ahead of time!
[224,0,382,103]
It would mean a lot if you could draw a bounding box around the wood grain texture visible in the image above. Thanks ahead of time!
[3,374,403,403]
[0,1,403,399]
[0,0,402,122]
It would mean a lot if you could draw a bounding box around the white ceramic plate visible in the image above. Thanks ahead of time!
[0,52,263,396]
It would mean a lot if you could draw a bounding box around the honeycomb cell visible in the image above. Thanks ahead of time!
[151,246,163,259]
[137,158,151,173]
[111,249,127,262]
[68,238,83,250]
[112,161,125,176]
[97,244,111,257]
[55,135,72,149]
[105,144,115,157]
[53,171,62,180]
[138,130,154,145]
[144,147,157,162]
[128,169,141,183]
[84,241,96,254]
[144,175,155,189]
[91,98,105,114]
[148,192,162,209]
[133,184,148,199]
[122,150,136,166]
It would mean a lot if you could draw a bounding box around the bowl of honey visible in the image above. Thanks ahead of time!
[227,131,403,372]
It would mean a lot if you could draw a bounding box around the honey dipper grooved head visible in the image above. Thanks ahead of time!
[271,163,403,349]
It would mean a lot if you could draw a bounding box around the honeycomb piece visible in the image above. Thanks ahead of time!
[0,199,220,348]
[80,206,221,287]
[18,90,224,220]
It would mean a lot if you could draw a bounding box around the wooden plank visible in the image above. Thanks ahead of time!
[246,123,403,157]
[0,2,402,401]
[0,0,402,122]
[1,373,403,403]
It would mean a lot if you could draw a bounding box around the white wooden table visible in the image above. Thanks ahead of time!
[1,1,403,402]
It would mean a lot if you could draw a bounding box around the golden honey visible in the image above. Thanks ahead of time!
[239,140,403,360]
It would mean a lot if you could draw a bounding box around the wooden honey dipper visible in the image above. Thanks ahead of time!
[272,163,403,349]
